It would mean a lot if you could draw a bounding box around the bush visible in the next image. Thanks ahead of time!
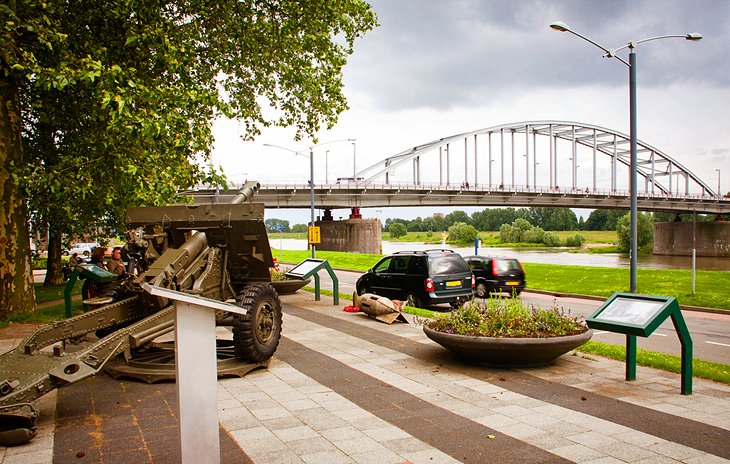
[542,232,561,247]
[426,297,587,338]
[616,213,654,252]
[564,233,586,247]
[388,222,408,238]
[447,222,478,243]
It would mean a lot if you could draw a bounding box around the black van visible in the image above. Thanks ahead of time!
[356,250,474,309]
[464,256,525,297]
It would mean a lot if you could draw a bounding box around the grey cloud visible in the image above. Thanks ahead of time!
[345,0,730,111]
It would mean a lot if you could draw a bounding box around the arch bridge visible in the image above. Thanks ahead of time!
[205,121,729,215]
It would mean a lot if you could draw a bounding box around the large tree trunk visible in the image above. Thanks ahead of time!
[0,76,36,318]
[43,224,64,286]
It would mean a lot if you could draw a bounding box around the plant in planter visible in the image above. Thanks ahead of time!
[423,297,592,367]
[268,266,310,294]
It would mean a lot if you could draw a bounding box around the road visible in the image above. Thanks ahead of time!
[304,267,730,365]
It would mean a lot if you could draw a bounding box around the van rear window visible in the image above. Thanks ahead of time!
[429,256,470,275]
[495,259,521,272]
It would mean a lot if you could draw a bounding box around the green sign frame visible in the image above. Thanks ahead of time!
[587,292,692,395]
[286,259,339,305]
[64,264,119,317]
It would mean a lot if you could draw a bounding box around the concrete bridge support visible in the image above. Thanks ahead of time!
[654,220,730,257]
[316,215,382,255]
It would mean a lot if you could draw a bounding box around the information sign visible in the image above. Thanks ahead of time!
[308,226,321,244]
[587,292,693,394]
[285,259,338,305]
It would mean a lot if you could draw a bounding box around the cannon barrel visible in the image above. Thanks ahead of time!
[230,181,260,204]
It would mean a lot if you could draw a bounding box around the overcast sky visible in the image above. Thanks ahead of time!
[211,0,730,225]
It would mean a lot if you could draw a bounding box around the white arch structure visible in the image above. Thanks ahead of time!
[356,120,716,198]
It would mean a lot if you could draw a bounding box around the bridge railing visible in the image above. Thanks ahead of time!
[257,182,725,201]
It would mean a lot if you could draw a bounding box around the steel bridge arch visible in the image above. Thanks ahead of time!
[355,120,717,198]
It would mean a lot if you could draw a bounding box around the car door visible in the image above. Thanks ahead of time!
[369,257,393,295]
[386,255,411,299]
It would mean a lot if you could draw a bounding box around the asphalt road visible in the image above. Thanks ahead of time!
[305,267,730,365]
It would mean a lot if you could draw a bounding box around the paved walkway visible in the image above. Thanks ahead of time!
[1,292,729,463]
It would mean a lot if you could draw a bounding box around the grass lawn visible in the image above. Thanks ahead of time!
[274,248,730,310]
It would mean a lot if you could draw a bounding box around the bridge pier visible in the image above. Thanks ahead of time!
[316,214,382,255]
[654,219,730,257]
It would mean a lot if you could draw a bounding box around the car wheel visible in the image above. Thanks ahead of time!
[404,291,422,308]
[232,283,282,362]
[449,301,462,310]
[475,282,488,298]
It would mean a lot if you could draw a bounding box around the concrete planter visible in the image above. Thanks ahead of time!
[423,326,593,368]
[270,278,311,295]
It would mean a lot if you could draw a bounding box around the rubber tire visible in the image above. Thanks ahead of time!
[232,283,282,362]
[404,291,422,309]
[449,301,462,310]
[475,282,489,298]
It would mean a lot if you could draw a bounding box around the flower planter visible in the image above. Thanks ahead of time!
[270,278,311,295]
[423,326,593,368]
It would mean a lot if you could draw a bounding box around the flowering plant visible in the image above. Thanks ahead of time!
[426,297,587,338]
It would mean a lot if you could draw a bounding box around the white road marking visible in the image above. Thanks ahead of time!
[651,333,668,337]
[706,341,730,348]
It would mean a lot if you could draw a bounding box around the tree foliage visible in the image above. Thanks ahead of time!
[447,222,478,243]
[265,219,291,233]
[1,0,378,300]
[584,209,627,231]
[388,222,407,239]
[616,213,654,253]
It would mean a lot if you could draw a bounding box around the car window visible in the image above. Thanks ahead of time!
[409,257,427,275]
[389,256,411,273]
[495,259,521,272]
[428,255,470,275]
[373,257,392,273]
[467,259,484,271]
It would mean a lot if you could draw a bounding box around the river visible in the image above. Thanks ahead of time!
[270,238,730,271]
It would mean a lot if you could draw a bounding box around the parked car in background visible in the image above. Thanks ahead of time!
[356,249,474,309]
[63,242,99,257]
[464,256,525,297]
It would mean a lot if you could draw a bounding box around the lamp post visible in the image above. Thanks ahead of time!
[550,21,702,293]
[716,169,721,199]
[264,139,355,258]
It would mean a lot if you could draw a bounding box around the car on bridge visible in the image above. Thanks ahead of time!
[465,256,525,297]
[355,250,474,309]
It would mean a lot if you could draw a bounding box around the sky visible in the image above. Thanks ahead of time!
[210,0,730,226]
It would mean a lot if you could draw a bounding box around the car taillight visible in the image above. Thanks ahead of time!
[424,278,435,292]
[471,274,475,288]
[492,260,498,277]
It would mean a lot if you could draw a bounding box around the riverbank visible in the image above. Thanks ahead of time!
[273,248,730,310]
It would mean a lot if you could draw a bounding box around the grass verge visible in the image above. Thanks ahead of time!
[577,340,730,386]
[276,249,730,310]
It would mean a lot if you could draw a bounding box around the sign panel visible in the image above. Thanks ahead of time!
[308,226,321,244]
[593,297,666,326]
[286,259,326,278]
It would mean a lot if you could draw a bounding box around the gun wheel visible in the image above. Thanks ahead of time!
[232,283,282,362]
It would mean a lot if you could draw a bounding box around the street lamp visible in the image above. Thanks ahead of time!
[264,138,355,258]
[550,21,702,293]
[716,169,721,199]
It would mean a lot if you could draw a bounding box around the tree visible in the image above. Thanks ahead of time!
[584,209,627,231]
[1,1,378,316]
[616,213,654,253]
[388,222,407,239]
[447,222,478,243]
[265,219,291,233]
[443,210,471,228]
[291,224,308,234]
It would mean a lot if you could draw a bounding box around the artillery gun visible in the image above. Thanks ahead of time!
[0,181,282,446]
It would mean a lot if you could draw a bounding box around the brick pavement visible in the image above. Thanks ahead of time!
[0,292,729,463]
